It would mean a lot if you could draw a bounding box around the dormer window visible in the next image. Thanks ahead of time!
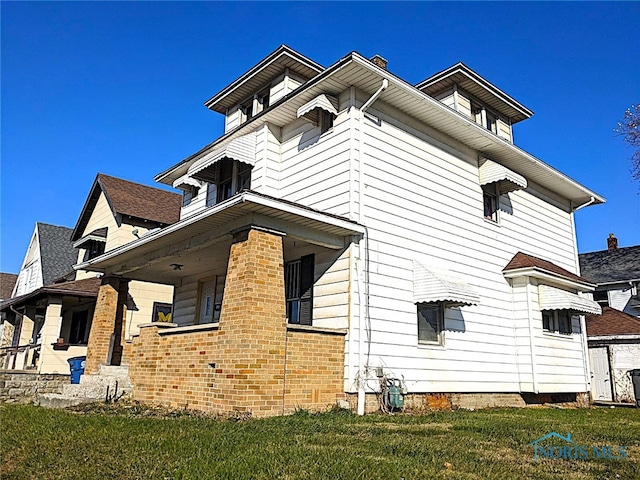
[241,101,254,122]
[257,90,270,112]
[73,227,107,261]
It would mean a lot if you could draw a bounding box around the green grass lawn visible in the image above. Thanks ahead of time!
[1,403,638,479]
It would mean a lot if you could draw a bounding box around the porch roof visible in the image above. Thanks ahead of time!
[74,191,364,280]
[0,277,101,311]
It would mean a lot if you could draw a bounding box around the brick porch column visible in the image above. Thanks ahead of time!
[213,228,287,417]
[85,277,129,374]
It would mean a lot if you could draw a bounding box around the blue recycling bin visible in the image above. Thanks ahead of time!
[67,356,86,384]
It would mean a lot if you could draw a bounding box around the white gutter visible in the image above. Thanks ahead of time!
[356,79,388,416]
[572,196,596,212]
[348,54,604,205]
[76,191,365,271]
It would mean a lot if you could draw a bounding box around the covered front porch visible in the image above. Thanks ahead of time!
[0,278,101,375]
[78,191,364,416]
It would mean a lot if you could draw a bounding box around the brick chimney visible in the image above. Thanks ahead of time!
[370,55,388,70]
[607,233,618,250]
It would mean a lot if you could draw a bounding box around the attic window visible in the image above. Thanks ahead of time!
[297,94,339,132]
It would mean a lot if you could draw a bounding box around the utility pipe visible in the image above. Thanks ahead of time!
[356,79,388,416]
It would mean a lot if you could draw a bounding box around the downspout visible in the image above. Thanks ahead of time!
[356,79,388,416]
[570,195,595,394]
[525,279,539,394]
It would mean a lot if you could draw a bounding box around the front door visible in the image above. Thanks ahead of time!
[589,347,613,401]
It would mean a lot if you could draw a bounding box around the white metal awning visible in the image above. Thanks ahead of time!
[188,132,257,182]
[297,93,339,124]
[413,261,480,307]
[538,285,601,315]
[172,174,202,191]
[479,158,527,194]
[72,227,107,249]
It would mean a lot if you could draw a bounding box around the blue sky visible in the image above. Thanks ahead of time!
[1,1,639,274]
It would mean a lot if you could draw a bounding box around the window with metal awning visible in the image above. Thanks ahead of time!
[187,131,257,183]
[297,93,339,132]
[479,157,527,194]
[413,261,481,308]
[538,284,602,315]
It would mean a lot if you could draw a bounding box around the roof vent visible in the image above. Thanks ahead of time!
[370,55,388,70]
[607,233,618,250]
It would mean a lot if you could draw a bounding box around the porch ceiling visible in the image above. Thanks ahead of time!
[74,191,363,284]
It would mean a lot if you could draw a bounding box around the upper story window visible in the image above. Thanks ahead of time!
[83,240,106,261]
[319,109,334,134]
[472,101,500,135]
[181,185,199,207]
[257,90,270,112]
[482,184,499,222]
[205,158,252,207]
[241,101,254,123]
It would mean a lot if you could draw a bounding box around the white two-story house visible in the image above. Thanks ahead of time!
[77,46,604,416]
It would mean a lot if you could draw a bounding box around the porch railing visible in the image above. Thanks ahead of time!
[0,343,41,371]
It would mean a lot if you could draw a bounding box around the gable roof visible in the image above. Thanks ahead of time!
[586,306,640,337]
[503,252,591,286]
[37,223,77,286]
[0,273,18,300]
[71,174,182,241]
[0,277,101,311]
[416,62,533,124]
[578,245,640,284]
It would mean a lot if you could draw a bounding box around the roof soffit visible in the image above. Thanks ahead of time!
[416,63,534,123]
[204,45,325,114]
[158,52,603,206]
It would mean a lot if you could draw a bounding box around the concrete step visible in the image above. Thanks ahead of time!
[36,393,99,409]
[37,364,133,408]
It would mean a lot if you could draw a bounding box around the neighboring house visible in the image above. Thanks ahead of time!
[579,236,640,404]
[585,307,640,403]
[12,223,77,297]
[77,46,604,416]
[579,235,640,318]
[0,273,18,347]
[0,174,181,376]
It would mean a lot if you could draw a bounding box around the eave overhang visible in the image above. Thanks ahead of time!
[204,45,325,114]
[503,266,597,292]
[72,228,107,249]
[0,282,100,312]
[157,52,604,208]
[75,191,364,275]
[416,62,534,124]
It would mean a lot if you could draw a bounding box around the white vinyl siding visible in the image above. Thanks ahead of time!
[125,280,174,339]
[278,100,351,218]
[345,98,582,394]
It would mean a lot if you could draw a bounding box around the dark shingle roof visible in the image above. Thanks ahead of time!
[578,246,640,284]
[0,277,101,311]
[0,273,18,300]
[71,174,182,241]
[37,223,77,286]
[586,306,640,336]
[503,252,590,284]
